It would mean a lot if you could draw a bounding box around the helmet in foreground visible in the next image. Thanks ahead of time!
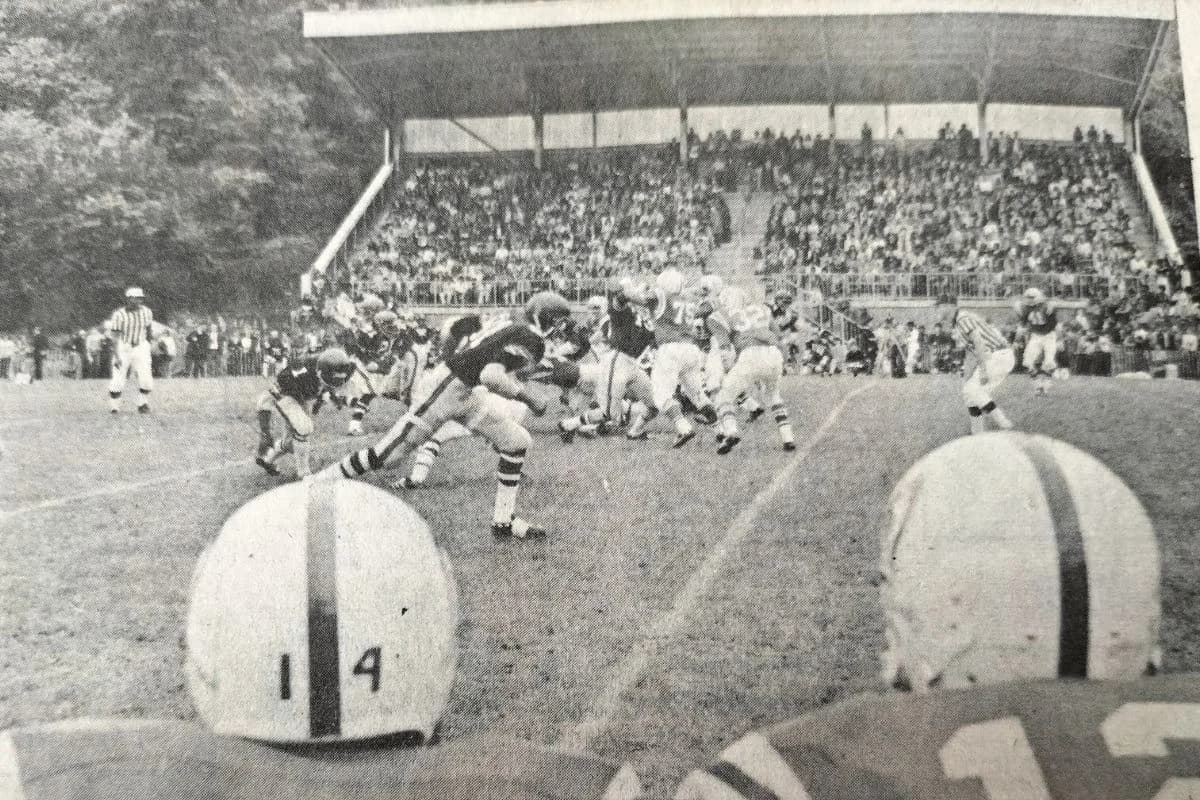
[186,481,459,744]
[880,432,1160,692]
[655,268,684,296]
[524,291,572,336]
[316,347,355,387]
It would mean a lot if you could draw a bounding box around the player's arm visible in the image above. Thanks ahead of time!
[479,362,547,415]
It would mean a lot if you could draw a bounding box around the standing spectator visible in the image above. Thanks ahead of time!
[151,323,176,378]
[105,286,155,413]
[69,330,88,379]
[207,319,221,376]
[186,326,210,378]
[30,326,49,382]
[860,122,873,160]
[85,326,104,378]
[0,334,12,379]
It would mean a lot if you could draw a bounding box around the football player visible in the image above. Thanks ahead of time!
[394,304,554,492]
[634,267,716,447]
[770,291,804,369]
[713,291,795,455]
[677,432,1172,800]
[316,294,567,540]
[254,346,355,479]
[0,482,642,799]
[261,329,287,378]
[558,278,659,443]
[937,295,1015,434]
[1017,287,1060,395]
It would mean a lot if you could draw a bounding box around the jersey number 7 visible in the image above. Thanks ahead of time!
[940,704,1200,800]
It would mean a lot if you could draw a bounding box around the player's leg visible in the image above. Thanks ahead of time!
[982,350,1016,430]
[107,344,132,412]
[1024,333,1048,393]
[258,396,314,477]
[133,344,153,412]
[961,364,990,435]
[395,421,471,489]
[318,369,461,479]
[652,343,695,447]
[343,366,377,436]
[759,348,795,450]
[559,351,620,440]
[715,353,752,454]
[678,344,716,424]
[471,410,544,540]
[624,365,658,439]
[254,391,276,457]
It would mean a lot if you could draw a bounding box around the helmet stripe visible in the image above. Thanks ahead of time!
[1016,439,1090,678]
[306,481,343,737]
[705,760,782,800]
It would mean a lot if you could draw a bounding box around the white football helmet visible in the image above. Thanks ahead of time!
[718,286,747,317]
[880,433,1160,692]
[655,267,684,297]
[698,274,725,299]
[186,481,459,744]
[1023,287,1046,305]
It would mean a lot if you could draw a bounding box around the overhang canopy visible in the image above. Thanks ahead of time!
[303,0,1173,119]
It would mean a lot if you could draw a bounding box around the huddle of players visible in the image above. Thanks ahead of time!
[5,429,1187,800]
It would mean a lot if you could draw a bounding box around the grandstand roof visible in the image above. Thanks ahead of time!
[303,0,1173,120]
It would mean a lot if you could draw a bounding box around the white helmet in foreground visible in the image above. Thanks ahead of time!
[880,432,1160,692]
[655,267,684,296]
[187,481,459,744]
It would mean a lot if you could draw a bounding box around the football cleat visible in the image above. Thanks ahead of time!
[747,407,765,423]
[783,441,797,452]
[492,518,547,540]
[347,420,365,436]
[137,404,151,414]
[110,408,119,415]
[716,435,741,455]
[673,429,697,449]
[557,420,576,444]
[255,457,281,477]
[626,430,648,441]
[692,406,718,425]
[392,476,423,490]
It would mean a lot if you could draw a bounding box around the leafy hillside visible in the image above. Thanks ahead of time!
[0,0,376,328]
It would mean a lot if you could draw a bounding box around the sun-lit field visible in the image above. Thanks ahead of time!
[2,373,1199,798]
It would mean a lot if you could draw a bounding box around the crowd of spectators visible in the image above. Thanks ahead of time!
[309,145,731,311]
[757,127,1162,294]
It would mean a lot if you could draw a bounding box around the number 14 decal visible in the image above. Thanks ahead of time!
[940,704,1200,800]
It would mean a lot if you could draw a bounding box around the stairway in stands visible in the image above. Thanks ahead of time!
[1115,171,1160,258]
[706,190,776,300]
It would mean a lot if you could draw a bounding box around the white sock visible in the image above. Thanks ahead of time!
[409,441,439,484]
[493,482,519,525]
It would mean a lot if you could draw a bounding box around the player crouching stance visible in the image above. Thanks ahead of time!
[255,347,355,479]
[677,432,1166,800]
[316,296,567,541]
[0,482,642,799]
[713,291,795,455]
[937,295,1015,434]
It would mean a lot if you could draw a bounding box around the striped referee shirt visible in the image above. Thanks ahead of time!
[954,310,1009,356]
[108,306,154,346]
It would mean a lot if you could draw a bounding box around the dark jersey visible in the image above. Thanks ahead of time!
[678,675,1200,800]
[271,359,322,403]
[555,318,592,362]
[607,297,655,359]
[265,336,286,361]
[773,306,801,334]
[351,329,385,363]
[1019,302,1059,336]
[1,720,639,800]
[440,315,484,363]
[445,321,546,386]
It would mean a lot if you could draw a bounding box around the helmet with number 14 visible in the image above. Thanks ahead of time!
[187,480,459,744]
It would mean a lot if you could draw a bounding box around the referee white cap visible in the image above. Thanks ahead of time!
[125,286,145,299]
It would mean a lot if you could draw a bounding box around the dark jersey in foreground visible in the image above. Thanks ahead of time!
[271,359,322,403]
[1,720,638,800]
[444,319,546,386]
[1019,302,1059,335]
[679,675,1200,800]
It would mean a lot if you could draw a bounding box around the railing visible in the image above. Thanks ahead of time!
[303,161,397,296]
[763,271,1115,302]
[1130,151,1182,264]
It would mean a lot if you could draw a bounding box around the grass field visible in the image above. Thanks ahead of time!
[2,372,1199,798]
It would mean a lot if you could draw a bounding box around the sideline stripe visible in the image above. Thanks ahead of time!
[2,435,362,520]
[1015,438,1090,678]
[557,381,876,751]
[306,481,342,737]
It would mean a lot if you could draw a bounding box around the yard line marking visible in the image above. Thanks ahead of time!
[557,381,877,752]
[1,435,362,520]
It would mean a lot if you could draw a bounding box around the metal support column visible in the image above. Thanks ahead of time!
[533,111,545,170]
[978,103,988,164]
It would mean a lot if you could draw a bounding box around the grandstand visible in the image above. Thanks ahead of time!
[297,0,1200,377]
